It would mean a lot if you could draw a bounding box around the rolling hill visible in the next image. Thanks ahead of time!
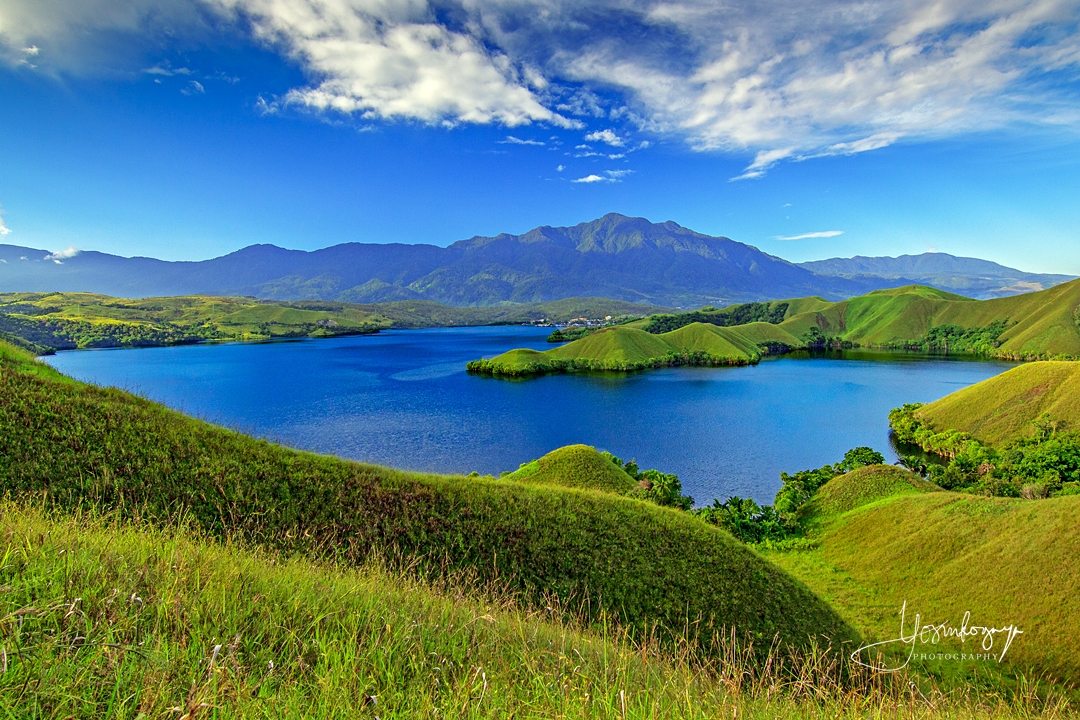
[768,467,1080,683]
[471,281,1080,377]
[799,252,1075,299]
[0,292,663,352]
[916,361,1080,446]
[0,338,855,656]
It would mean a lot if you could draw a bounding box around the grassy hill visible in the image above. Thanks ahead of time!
[468,322,803,377]
[766,465,1080,685]
[917,361,1080,446]
[472,281,1080,378]
[505,444,640,494]
[0,292,661,352]
[0,339,854,659]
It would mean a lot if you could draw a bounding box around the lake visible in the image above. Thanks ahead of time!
[44,326,1013,505]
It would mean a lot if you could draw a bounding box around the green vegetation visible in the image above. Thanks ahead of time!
[469,322,802,377]
[766,483,1080,685]
[472,281,1080,379]
[917,361,1080,446]
[5,506,1067,719]
[643,301,791,334]
[0,340,855,660]
[809,464,939,516]
[4,340,1080,714]
[0,292,664,353]
[695,448,886,543]
[891,403,1080,498]
[505,444,639,494]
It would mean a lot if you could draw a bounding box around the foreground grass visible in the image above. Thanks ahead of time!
[0,338,854,657]
[767,474,1080,686]
[1,505,1074,719]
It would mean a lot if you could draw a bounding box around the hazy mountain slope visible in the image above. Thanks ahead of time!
[0,215,886,306]
[799,252,1075,299]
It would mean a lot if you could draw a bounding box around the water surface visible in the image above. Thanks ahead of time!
[45,327,1012,505]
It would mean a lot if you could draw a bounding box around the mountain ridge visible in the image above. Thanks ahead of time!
[2,214,1069,306]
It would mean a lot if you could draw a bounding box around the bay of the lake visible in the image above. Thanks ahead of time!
[44,326,1013,505]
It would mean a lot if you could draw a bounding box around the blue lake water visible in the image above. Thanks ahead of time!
[44,326,1013,505]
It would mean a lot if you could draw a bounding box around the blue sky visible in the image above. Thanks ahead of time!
[1,0,1078,273]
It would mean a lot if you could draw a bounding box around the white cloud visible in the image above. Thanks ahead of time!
[556,164,565,171]
[143,62,192,76]
[0,259,6,263]
[2,0,1076,171]
[584,129,625,147]
[0,206,9,236]
[206,0,576,128]
[776,230,844,241]
[44,246,81,260]
[571,169,630,183]
[181,80,205,95]
[499,135,545,145]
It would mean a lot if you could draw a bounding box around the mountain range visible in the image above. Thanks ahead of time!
[0,214,1070,306]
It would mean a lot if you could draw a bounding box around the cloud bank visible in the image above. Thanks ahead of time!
[3,0,1078,173]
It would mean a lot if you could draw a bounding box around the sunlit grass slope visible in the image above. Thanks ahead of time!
[0,340,854,655]
[779,281,1080,357]
[472,281,1080,378]
[918,361,1080,446]
[808,465,939,517]
[506,444,639,494]
[768,468,1080,682]
[469,322,804,376]
[4,507,1064,720]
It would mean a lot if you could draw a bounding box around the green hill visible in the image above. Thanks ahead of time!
[917,361,1080,446]
[0,339,855,657]
[0,292,662,352]
[505,444,639,494]
[472,281,1080,378]
[469,322,803,377]
[771,485,1080,683]
[809,465,939,517]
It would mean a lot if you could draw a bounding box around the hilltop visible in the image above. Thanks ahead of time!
[472,281,1080,377]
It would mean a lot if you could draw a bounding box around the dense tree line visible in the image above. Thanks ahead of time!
[644,302,789,334]
[694,448,885,543]
[890,404,1080,498]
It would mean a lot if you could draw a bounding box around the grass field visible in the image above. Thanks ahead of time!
[472,282,1080,378]
[918,362,1080,446]
[767,466,1080,686]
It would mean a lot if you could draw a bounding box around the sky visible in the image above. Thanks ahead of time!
[1,0,1078,273]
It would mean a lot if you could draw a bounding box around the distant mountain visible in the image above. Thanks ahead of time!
[3,216,1063,306]
[797,253,1075,299]
[0,214,887,307]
